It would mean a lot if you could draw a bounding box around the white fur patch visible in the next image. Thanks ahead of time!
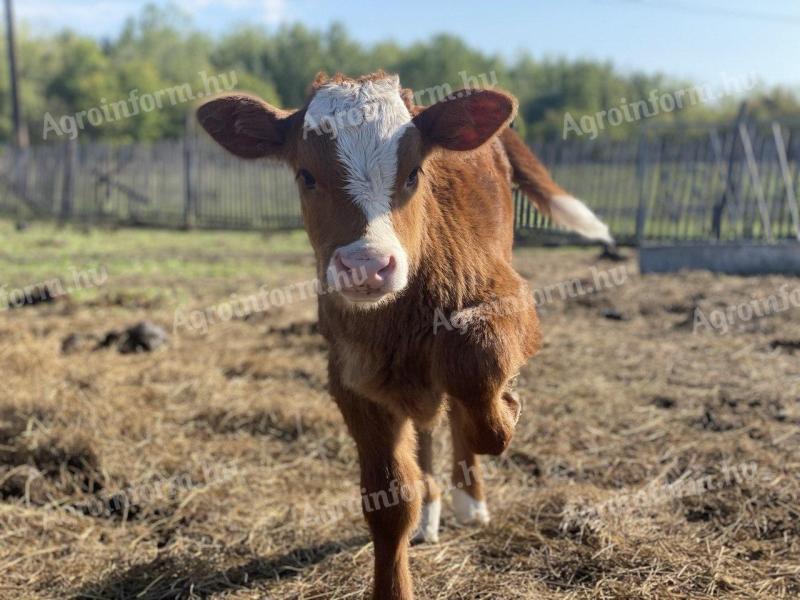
[411,499,441,544]
[448,292,532,333]
[452,488,490,525]
[550,194,614,245]
[306,77,412,299]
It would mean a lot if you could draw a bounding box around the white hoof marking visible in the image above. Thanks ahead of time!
[452,488,490,525]
[411,499,441,544]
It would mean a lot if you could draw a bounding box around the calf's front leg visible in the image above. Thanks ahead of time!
[434,294,540,456]
[332,382,422,600]
[449,402,490,525]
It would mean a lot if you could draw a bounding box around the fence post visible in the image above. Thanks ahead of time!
[59,139,76,224]
[183,115,196,229]
[712,101,748,239]
[634,129,650,245]
[738,122,773,242]
[11,145,29,206]
[772,122,800,241]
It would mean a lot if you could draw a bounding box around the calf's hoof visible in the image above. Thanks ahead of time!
[410,499,441,544]
[452,488,490,525]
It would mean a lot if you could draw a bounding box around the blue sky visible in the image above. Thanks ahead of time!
[17,0,800,89]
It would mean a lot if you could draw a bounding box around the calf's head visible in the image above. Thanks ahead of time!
[198,73,516,308]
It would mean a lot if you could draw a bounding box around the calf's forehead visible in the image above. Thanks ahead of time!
[301,77,414,208]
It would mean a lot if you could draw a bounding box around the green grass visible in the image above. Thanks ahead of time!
[0,220,313,304]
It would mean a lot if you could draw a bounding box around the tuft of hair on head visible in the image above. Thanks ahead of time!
[312,70,395,90]
[311,71,330,90]
[307,70,403,106]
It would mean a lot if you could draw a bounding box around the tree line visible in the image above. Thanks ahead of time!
[4,3,799,145]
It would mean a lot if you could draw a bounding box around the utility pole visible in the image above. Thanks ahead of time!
[5,0,28,148]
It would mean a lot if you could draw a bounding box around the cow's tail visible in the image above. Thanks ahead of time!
[500,128,614,245]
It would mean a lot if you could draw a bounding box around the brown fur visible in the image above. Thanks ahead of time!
[198,74,556,600]
[415,430,441,510]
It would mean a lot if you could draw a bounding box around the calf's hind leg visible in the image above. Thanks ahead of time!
[411,428,442,544]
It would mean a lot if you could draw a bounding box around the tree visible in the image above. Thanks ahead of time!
[1,5,797,145]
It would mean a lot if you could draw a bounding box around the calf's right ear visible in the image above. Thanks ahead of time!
[196,94,296,159]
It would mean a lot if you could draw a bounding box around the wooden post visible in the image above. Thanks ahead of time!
[708,130,727,214]
[634,129,650,245]
[4,0,27,149]
[739,122,773,242]
[771,122,800,241]
[712,102,748,239]
[183,114,195,229]
[59,139,76,224]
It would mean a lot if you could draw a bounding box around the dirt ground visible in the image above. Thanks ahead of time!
[1,224,799,599]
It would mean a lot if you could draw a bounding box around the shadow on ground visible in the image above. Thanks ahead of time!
[71,536,369,600]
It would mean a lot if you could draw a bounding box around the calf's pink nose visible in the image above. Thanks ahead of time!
[336,252,396,289]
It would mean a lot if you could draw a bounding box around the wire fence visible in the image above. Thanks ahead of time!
[1,117,798,245]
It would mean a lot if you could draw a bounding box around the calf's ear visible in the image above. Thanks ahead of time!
[412,89,517,152]
[197,94,296,159]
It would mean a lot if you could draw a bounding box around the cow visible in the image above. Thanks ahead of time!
[197,71,612,600]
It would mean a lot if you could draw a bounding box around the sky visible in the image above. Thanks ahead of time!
[15,0,800,89]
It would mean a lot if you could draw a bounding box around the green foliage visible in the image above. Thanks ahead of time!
[3,4,799,145]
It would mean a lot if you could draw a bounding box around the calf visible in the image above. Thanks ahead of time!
[198,71,611,599]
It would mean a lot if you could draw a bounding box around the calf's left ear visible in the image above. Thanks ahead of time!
[197,94,296,159]
[412,89,517,152]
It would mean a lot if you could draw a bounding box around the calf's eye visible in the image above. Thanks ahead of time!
[296,169,316,190]
[405,166,421,188]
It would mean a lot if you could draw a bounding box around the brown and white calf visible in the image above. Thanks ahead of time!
[198,72,611,600]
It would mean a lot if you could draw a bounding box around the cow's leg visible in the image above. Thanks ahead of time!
[449,402,490,525]
[434,294,538,457]
[411,427,441,543]
[452,385,522,456]
[333,387,421,600]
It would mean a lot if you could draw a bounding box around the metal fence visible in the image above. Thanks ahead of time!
[1,117,798,246]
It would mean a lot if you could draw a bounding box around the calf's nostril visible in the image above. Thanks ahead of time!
[334,251,396,292]
[336,253,354,272]
[378,256,396,276]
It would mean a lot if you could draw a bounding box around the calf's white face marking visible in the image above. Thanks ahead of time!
[304,76,412,306]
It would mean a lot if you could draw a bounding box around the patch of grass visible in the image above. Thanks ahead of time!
[0,219,313,304]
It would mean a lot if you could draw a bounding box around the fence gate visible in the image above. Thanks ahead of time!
[635,119,800,275]
[635,120,800,244]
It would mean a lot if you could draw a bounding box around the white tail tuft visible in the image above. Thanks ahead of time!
[549,195,614,245]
